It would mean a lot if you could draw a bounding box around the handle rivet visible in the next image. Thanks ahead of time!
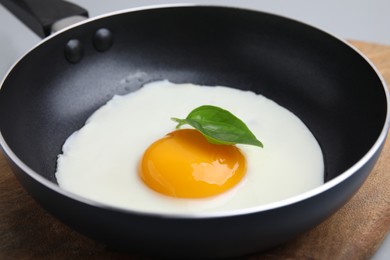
[93,28,113,52]
[64,39,83,63]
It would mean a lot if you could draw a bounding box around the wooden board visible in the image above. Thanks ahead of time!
[1,40,389,259]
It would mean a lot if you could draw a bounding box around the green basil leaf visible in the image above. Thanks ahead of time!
[171,105,263,147]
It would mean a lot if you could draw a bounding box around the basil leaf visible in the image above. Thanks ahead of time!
[171,105,263,147]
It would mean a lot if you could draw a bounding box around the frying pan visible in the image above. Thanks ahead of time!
[0,0,389,258]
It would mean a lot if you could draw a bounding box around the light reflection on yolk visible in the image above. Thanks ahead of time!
[139,129,246,198]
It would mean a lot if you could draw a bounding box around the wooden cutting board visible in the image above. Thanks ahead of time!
[0,40,389,259]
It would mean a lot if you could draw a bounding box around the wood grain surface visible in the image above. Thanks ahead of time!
[0,40,389,259]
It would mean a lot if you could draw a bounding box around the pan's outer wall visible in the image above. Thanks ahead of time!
[0,6,388,258]
[4,141,384,258]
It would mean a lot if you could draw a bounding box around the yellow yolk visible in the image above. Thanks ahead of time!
[139,129,246,198]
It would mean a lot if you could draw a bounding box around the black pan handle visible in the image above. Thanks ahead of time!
[0,0,88,38]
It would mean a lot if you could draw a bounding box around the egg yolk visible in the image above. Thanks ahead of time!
[139,129,246,198]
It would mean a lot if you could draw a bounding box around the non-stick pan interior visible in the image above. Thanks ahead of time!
[0,6,387,185]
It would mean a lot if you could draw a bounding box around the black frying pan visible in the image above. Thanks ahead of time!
[0,0,389,258]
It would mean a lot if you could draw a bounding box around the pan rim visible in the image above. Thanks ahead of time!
[0,3,389,219]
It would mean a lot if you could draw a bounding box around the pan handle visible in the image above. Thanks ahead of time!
[0,0,88,38]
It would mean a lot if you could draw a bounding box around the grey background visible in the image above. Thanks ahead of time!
[0,0,389,258]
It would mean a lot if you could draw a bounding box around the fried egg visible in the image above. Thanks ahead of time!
[55,80,324,214]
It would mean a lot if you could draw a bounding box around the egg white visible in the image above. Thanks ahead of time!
[55,80,324,214]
